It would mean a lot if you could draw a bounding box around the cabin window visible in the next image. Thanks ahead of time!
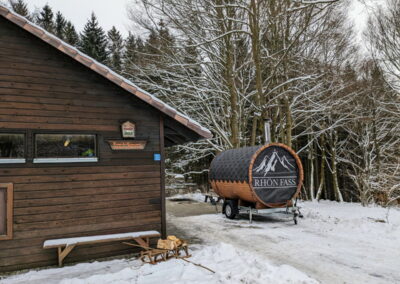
[0,134,25,164]
[0,183,13,240]
[34,134,98,163]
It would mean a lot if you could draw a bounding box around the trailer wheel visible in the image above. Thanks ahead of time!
[223,200,237,219]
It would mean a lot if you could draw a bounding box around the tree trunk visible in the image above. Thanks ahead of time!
[372,107,381,172]
[271,106,279,143]
[215,0,239,148]
[249,0,263,146]
[284,95,292,147]
[330,131,343,202]
[308,135,315,200]
[316,134,326,200]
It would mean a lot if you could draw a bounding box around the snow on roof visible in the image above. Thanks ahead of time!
[0,5,212,140]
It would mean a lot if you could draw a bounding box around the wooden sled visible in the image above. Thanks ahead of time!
[139,248,168,264]
[124,239,191,265]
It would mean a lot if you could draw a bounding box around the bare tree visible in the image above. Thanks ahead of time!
[367,0,400,91]
[124,0,399,205]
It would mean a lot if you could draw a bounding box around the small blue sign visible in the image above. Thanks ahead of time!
[154,153,161,161]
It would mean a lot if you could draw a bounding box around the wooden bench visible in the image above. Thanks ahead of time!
[43,230,160,267]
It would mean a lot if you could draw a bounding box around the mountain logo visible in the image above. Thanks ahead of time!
[253,150,295,176]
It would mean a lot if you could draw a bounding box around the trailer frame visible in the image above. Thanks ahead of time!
[223,198,303,225]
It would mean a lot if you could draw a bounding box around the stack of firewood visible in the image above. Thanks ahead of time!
[157,235,185,250]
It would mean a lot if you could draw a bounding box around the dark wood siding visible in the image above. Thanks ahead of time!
[0,17,162,271]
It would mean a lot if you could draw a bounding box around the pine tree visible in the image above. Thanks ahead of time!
[79,13,108,64]
[8,0,31,20]
[183,39,201,77]
[158,19,174,54]
[123,33,146,76]
[123,32,137,67]
[107,26,124,73]
[145,28,160,56]
[143,20,175,65]
[64,21,79,46]
[135,37,145,61]
[36,4,55,33]
[54,11,67,40]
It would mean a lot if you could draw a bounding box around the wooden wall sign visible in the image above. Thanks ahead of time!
[121,121,136,138]
[108,140,146,150]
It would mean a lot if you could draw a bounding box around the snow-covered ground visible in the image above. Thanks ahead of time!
[170,200,400,284]
[0,243,316,284]
[167,192,207,203]
[1,200,399,284]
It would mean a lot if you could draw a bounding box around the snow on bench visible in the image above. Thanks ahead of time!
[43,231,160,248]
[43,230,161,266]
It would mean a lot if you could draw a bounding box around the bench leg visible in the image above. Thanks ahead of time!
[58,245,75,267]
[134,237,148,248]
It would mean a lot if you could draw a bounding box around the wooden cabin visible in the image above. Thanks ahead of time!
[0,6,211,272]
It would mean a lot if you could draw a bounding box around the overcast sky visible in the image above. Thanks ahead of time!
[347,0,386,53]
[23,0,381,45]
[26,0,135,36]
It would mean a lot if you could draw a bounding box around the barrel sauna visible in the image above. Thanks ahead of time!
[209,143,303,219]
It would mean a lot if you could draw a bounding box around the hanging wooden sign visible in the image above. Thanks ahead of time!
[108,140,147,150]
[121,121,136,138]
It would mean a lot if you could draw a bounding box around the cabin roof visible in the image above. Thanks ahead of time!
[0,5,212,142]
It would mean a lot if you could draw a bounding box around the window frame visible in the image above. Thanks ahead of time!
[0,183,13,241]
[33,133,98,164]
[0,131,26,164]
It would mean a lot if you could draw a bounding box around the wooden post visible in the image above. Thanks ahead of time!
[160,116,166,238]
[57,247,62,267]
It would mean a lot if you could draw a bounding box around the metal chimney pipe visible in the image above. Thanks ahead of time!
[264,119,271,144]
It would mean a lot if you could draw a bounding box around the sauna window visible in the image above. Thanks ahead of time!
[0,133,25,164]
[34,134,98,163]
[0,183,13,240]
